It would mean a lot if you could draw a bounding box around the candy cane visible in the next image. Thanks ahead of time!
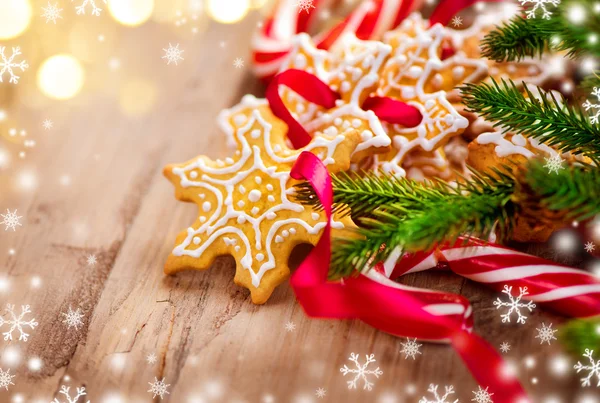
[252,0,420,80]
[381,238,600,318]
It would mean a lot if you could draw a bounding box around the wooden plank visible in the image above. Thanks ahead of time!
[0,14,587,403]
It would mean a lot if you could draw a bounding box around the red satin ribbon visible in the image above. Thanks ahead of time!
[266,70,423,148]
[290,152,530,403]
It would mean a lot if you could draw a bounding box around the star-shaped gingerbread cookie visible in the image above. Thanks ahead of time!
[164,95,360,304]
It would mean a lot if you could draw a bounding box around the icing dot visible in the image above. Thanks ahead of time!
[251,207,259,215]
[190,171,198,179]
[342,121,351,129]
[193,236,201,244]
[340,81,351,93]
[267,195,275,202]
[235,150,240,156]
[200,216,206,223]
[352,119,362,128]
[282,230,289,237]
[199,194,205,199]
[202,201,211,212]
[251,129,261,138]
[255,176,262,185]
[507,65,517,73]
[266,184,273,191]
[294,54,307,69]
[238,185,246,194]
[273,144,282,152]
[402,88,416,99]
[289,228,296,235]
[296,103,306,114]
[408,65,423,78]
[334,117,343,126]
[311,213,319,220]
[216,159,225,167]
[444,114,455,125]
[225,157,234,164]
[324,126,338,136]
[452,66,466,81]
[266,212,276,220]
[425,99,436,109]
[256,253,264,262]
[275,235,284,243]
[237,216,246,224]
[361,130,373,141]
[234,115,246,126]
[234,245,241,252]
[237,200,245,208]
[248,189,262,202]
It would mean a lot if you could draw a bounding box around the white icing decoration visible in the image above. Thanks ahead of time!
[200,217,206,223]
[223,237,237,245]
[251,207,260,215]
[311,213,319,220]
[238,185,246,194]
[255,176,262,184]
[289,228,296,234]
[193,237,200,245]
[248,189,262,202]
[256,253,264,262]
[190,171,198,179]
[268,195,275,202]
[282,230,289,237]
[266,184,274,191]
[202,201,211,212]
[275,235,284,243]
[238,200,245,208]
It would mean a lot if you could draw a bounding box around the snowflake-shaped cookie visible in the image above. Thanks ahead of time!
[275,34,392,162]
[164,96,360,304]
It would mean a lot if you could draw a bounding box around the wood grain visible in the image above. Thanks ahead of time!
[0,14,588,403]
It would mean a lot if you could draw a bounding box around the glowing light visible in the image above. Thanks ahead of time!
[0,109,6,121]
[590,34,599,44]
[531,377,538,384]
[552,230,578,253]
[111,353,127,370]
[28,357,42,371]
[579,395,599,403]
[37,55,85,100]
[2,346,21,366]
[568,4,586,24]
[12,394,24,403]
[544,396,561,403]
[0,276,10,292]
[207,0,249,23]
[102,393,125,403]
[108,0,154,27]
[550,354,570,376]
[524,355,536,369]
[0,148,10,169]
[30,276,42,288]
[0,0,32,40]
[119,79,157,116]
[17,169,37,190]
[582,57,597,73]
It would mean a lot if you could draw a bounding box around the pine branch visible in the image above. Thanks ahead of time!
[526,160,600,220]
[324,171,517,279]
[461,79,600,164]
[560,317,600,355]
[481,1,600,62]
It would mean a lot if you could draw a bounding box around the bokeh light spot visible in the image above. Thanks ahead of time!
[37,55,85,100]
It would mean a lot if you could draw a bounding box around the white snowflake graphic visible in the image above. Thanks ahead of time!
[0,304,38,342]
[472,386,493,403]
[1,209,22,231]
[340,353,383,391]
[284,321,296,332]
[419,384,458,403]
[146,353,157,365]
[86,254,97,266]
[544,154,564,174]
[493,285,536,324]
[451,16,463,27]
[62,307,85,330]
[0,368,15,390]
[400,338,422,360]
[162,43,184,65]
[499,342,511,353]
[519,0,561,19]
[585,242,596,253]
[148,377,170,399]
[584,88,600,124]
[316,387,326,398]
[574,348,600,387]
[52,385,90,403]
[294,0,315,13]
[233,57,244,69]
[42,119,54,130]
[72,0,106,16]
[42,2,63,24]
[0,47,28,84]
[535,322,558,345]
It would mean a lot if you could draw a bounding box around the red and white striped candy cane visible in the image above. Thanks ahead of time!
[380,238,600,318]
[252,0,421,80]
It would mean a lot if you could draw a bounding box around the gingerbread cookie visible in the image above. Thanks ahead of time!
[164,95,360,304]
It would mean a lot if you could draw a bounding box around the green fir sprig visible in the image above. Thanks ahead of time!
[560,317,600,355]
[481,0,600,62]
[461,79,600,164]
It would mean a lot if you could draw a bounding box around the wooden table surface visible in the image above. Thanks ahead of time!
[0,12,591,403]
